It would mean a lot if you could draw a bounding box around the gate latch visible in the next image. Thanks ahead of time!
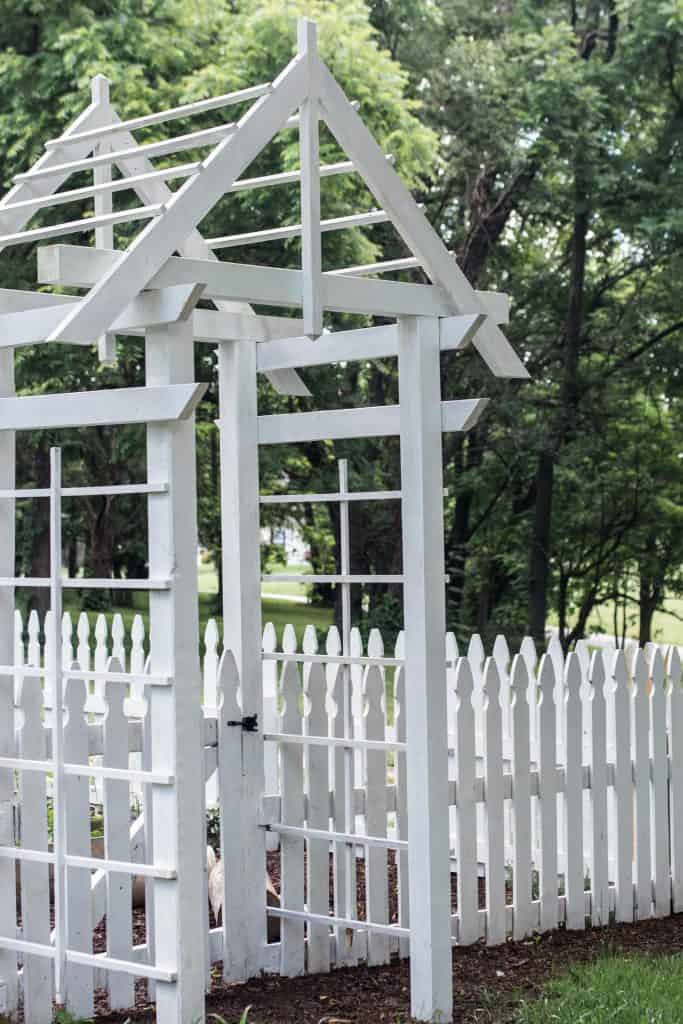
[227,714,259,733]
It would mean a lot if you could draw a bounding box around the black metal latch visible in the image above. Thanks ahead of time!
[227,714,259,733]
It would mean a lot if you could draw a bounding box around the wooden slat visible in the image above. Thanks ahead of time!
[0,383,206,431]
[317,57,528,379]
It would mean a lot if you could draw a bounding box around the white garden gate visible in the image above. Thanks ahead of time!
[0,17,528,1023]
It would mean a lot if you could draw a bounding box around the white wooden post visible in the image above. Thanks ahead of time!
[397,315,452,1023]
[217,336,265,979]
[146,320,205,1024]
[297,18,322,339]
[90,75,117,365]
[0,346,16,1015]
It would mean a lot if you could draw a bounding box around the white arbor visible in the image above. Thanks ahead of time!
[0,18,526,1024]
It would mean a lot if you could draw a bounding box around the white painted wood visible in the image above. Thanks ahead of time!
[257,398,486,445]
[38,245,493,320]
[454,658,478,944]
[303,627,330,973]
[0,343,16,1013]
[48,56,309,344]
[218,335,266,978]
[537,654,558,933]
[63,673,94,1017]
[511,654,532,939]
[257,324,398,372]
[216,650,243,982]
[280,635,305,976]
[193,309,305,344]
[316,59,528,379]
[649,646,670,918]
[0,383,206,432]
[363,632,389,965]
[47,82,273,148]
[262,622,279,833]
[0,285,204,347]
[145,320,205,1024]
[208,209,389,250]
[588,651,609,926]
[632,649,651,920]
[482,657,505,945]
[394,632,409,958]
[103,657,134,1008]
[0,204,163,249]
[668,647,683,912]
[611,650,634,922]
[397,315,452,1022]
[563,653,584,930]
[18,675,51,1024]
[91,75,116,363]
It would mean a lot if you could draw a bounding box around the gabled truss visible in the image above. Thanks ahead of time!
[0,18,527,383]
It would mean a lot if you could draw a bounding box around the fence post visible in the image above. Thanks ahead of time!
[146,320,206,1024]
[0,345,16,1016]
[397,315,452,1023]
[217,336,265,979]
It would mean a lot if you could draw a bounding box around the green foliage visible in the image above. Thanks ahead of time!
[515,954,683,1023]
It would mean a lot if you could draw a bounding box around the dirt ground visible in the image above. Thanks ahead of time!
[91,912,683,1024]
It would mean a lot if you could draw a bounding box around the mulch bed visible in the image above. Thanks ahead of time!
[91,912,683,1024]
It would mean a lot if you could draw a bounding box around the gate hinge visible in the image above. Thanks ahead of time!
[227,713,259,733]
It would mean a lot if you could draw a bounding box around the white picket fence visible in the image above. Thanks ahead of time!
[5,609,683,1019]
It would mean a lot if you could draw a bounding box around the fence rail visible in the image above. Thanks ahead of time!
[3,607,683,1018]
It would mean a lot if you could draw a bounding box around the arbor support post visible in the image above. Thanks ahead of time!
[218,337,266,980]
[397,315,453,1022]
[145,321,205,1024]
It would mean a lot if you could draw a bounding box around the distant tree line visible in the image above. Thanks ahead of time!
[2,0,682,649]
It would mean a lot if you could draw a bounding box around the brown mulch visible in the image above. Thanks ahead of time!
[90,912,683,1024]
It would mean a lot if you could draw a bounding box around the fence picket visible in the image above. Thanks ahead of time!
[111,614,125,669]
[538,654,558,932]
[280,625,305,976]
[18,675,51,1024]
[63,671,94,1018]
[363,629,389,965]
[454,657,478,944]
[612,650,634,922]
[649,646,670,918]
[666,647,683,913]
[103,656,134,1008]
[511,654,532,939]
[633,649,652,920]
[563,653,584,930]
[130,614,146,701]
[262,621,279,822]
[303,626,330,973]
[589,651,608,926]
[483,657,505,945]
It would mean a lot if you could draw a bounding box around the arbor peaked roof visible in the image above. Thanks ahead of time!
[0,19,527,380]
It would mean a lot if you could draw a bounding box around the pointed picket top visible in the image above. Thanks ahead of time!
[519,636,537,673]
[217,648,241,722]
[574,639,590,677]
[262,621,277,653]
[303,623,318,655]
[511,653,529,702]
[325,624,341,656]
[76,611,90,654]
[547,632,563,668]
[668,645,682,687]
[104,654,126,714]
[467,633,485,673]
[589,648,606,696]
[283,623,298,655]
[64,670,87,721]
[395,629,406,660]
[492,634,510,672]
[564,651,582,701]
[632,647,648,696]
[368,627,384,659]
[455,656,474,706]
[612,647,628,688]
[483,656,501,706]
[649,645,665,692]
[350,626,363,658]
[445,630,458,663]
[205,616,220,653]
[14,609,23,665]
[538,652,556,703]
[27,609,40,666]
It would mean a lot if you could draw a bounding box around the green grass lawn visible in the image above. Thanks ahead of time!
[514,954,683,1023]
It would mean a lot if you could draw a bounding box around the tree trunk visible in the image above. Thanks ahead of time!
[528,450,554,646]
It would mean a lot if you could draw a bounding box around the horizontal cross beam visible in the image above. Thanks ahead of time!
[254,397,487,444]
[0,382,206,431]
[38,245,509,328]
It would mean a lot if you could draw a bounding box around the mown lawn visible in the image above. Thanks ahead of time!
[514,953,683,1023]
